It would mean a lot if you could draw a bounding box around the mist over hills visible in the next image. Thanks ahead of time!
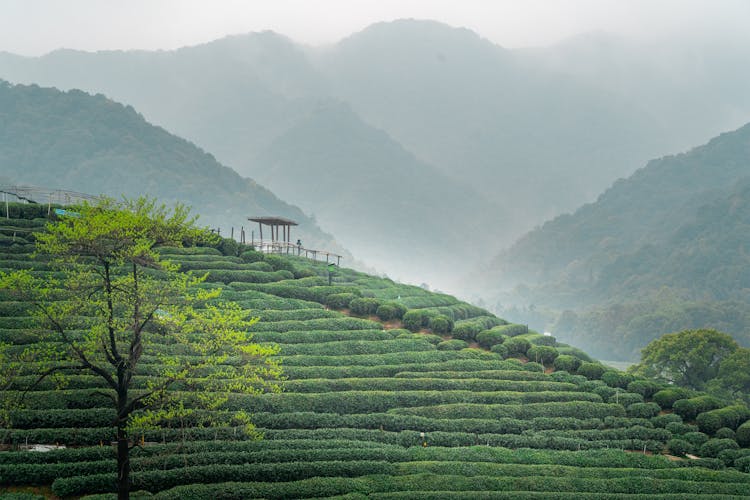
[254,101,502,282]
[479,122,750,360]
[0,81,347,255]
[1,19,749,286]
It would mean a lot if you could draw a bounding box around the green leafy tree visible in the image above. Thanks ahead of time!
[0,198,281,500]
[629,329,737,390]
[711,347,750,403]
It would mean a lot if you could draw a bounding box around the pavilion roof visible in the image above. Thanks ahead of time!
[248,216,298,226]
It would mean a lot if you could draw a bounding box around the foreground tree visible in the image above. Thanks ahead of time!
[0,198,281,499]
[629,329,737,390]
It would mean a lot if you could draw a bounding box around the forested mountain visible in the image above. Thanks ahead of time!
[2,19,749,285]
[0,81,346,254]
[479,123,750,360]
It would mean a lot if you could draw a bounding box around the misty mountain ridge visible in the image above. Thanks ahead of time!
[254,99,503,283]
[1,19,750,287]
[0,80,348,258]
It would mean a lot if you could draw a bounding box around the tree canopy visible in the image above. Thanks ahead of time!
[629,329,737,390]
[0,197,281,499]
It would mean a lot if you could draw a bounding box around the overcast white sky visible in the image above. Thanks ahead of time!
[2,0,749,56]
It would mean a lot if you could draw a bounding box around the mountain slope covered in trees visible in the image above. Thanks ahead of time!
[0,81,346,255]
[2,20,749,285]
[479,123,750,360]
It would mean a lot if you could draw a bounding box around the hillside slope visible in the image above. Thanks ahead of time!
[0,81,346,255]
[479,122,750,359]
[3,208,750,497]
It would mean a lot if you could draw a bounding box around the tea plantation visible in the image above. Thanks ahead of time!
[3,205,750,499]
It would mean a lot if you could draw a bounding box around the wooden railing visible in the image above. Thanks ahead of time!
[253,240,342,266]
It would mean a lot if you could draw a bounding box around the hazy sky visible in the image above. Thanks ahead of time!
[2,0,749,55]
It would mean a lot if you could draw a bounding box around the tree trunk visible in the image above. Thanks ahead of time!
[116,391,130,500]
[117,422,130,500]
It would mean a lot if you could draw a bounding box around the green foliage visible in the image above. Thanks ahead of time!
[553,355,581,373]
[713,347,750,402]
[476,329,507,349]
[652,388,694,410]
[0,198,281,498]
[630,329,737,390]
[682,431,710,448]
[626,379,664,399]
[736,421,750,447]
[526,345,558,365]
[695,405,750,434]
[490,343,508,358]
[600,370,635,389]
[437,340,468,351]
[375,302,407,321]
[349,297,381,316]
[626,403,660,419]
[503,337,531,357]
[325,292,357,310]
[577,362,607,380]
[667,438,693,457]
[428,315,453,335]
[698,438,739,458]
[672,396,724,421]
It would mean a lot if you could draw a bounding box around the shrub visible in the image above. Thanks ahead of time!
[325,293,357,310]
[683,431,710,447]
[736,421,750,447]
[652,388,693,410]
[591,385,616,401]
[665,422,696,435]
[437,340,468,351]
[403,310,429,332]
[524,362,545,373]
[450,323,480,342]
[428,315,453,335]
[526,345,559,365]
[530,334,557,346]
[349,298,381,316]
[217,237,241,256]
[476,329,506,349]
[673,396,723,421]
[735,455,750,473]
[714,427,736,440]
[576,362,607,380]
[699,438,739,458]
[667,438,694,456]
[649,413,682,428]
[626,402,661,419]
[626,379,664,399]
[503,337,531,357]
[492,324,528,337]
[607,391,643,407]
[600,370,635,389]
[490,343,508,358]
[696,405,750,434]
[263,254,296,272]
[240,250,265,263]
[553,354,581,373]
[376,302,407,321]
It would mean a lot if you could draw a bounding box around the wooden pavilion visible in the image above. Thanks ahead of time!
[248,216,298,249]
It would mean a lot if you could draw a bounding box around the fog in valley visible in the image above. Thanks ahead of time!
[3,0,750,361]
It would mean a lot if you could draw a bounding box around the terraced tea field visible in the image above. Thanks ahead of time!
[2,206,750,499]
